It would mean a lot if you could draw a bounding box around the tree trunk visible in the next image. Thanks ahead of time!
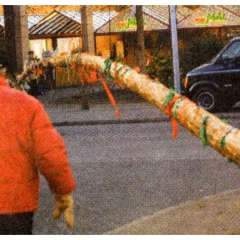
[136,6,146,73]
[4,5,29,73]
[81,6,95,54]
[79,6,95,110]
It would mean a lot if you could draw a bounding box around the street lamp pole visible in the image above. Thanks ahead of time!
[170,5,181,93]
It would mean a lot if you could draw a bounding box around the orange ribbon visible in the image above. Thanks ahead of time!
[99,73,120,118]
[164,95,183,140]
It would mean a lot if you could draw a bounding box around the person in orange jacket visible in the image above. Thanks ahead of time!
[0,68,76,234]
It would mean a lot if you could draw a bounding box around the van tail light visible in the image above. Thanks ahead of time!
[183,77,188,88]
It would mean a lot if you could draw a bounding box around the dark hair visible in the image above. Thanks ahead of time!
[28,51,34,55]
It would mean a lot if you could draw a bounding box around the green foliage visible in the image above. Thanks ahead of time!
[146,37,224,88]
[163,91,175,108]
[146,50,173,87]
[200,116,209,147]
[179,37,225,77]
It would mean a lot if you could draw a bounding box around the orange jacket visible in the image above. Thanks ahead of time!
[0,77,76,214]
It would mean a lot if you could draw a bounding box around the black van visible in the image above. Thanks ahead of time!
[182,37,240,112]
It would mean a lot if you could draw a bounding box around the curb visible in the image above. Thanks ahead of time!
[52,113,239,127]
[52,117,169,127]
[105,188,240,235]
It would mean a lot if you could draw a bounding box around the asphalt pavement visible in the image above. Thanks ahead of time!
[38,85,240,127]
[37,87,240,235]
[38,84,167,126]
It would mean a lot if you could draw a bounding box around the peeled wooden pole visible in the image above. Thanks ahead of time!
[50,53,240,165]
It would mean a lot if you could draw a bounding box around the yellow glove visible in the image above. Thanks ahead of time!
[53,193,74,228]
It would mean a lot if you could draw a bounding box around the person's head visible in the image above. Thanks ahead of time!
[28,51,34,58]
[0,64,7,77]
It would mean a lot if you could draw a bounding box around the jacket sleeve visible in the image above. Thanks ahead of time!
[30,100,76,195]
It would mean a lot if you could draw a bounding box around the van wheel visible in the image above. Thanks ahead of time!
[192,87,219,112]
